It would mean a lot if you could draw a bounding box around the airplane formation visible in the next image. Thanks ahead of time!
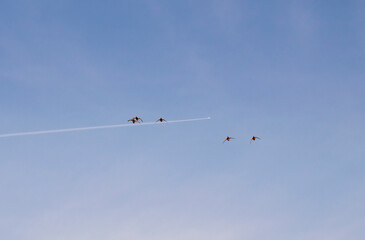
[223,136,262,144]
[128,116,262,144]
[128,116,167,123]
[128,116,143,123]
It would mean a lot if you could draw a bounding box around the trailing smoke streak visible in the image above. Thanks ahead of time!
[0,117,211,138]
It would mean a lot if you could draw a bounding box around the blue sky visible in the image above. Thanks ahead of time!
[0,0,364,239]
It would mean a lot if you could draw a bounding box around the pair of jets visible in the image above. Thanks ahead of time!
[223,136,261,143]
[128,116,167,124]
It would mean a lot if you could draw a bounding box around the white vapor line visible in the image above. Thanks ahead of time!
[0,117,211,138]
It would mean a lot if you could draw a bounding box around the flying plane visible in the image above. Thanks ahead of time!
[250,136,261,143]
[223,136,235,143]
[134,116,143,122]
[156,118,167,123]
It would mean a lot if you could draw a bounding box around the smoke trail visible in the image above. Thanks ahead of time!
[0,117,211,138]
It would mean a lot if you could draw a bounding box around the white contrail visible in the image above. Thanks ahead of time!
[0,117,211,138]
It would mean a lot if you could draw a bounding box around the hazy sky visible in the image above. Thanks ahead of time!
[1,1,364,239]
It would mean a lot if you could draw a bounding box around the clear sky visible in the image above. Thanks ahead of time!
[1,1,364,239]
